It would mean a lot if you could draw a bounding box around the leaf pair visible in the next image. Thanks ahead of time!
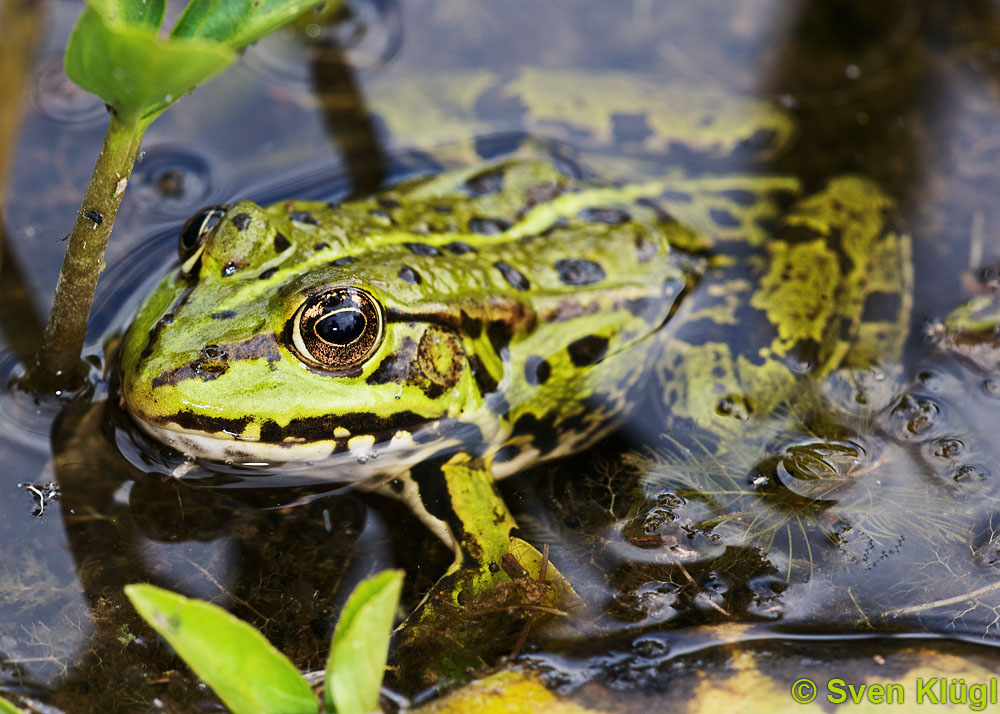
[65,0,317,125]
[125,570,404,714]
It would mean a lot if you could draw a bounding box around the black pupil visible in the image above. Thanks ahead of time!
[315,309,366,345]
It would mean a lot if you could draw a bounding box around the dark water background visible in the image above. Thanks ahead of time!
[5,0,1000,711]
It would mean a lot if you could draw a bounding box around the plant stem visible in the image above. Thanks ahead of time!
[30,115,145,390]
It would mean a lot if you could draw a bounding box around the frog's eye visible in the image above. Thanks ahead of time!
[178,205,228,265]
[290,288,385,371]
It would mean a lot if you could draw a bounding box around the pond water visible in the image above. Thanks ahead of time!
[5,0,1000,711]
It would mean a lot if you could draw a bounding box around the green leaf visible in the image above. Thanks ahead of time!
[326,570,404,714]
[65,8,234,124]
[0,695,24,714]
[125,584,318,714]
[172,0,318,50]
[85,0,165,30]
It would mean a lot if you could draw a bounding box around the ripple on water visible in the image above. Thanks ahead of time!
[245,0,403,87]
[32,57,108,126]
[0,353,69,460]
[131,145,221,218]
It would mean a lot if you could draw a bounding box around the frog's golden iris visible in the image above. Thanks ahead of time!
[289,287,384,373]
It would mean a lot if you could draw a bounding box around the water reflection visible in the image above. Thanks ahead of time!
[311,38,388,196]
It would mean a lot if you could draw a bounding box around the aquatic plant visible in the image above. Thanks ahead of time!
[125,570,403,714]
[28,0,327,390]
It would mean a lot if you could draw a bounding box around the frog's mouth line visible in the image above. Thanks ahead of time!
[127,405,490,475]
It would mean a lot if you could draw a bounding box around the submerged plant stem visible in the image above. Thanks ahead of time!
[30,115,145,390]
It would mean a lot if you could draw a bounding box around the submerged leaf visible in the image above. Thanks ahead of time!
[326,570,404,714]
[125,584,318,714]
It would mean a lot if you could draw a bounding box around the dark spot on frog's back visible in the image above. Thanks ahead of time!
[273,233,291,252]
[330,256,357,267]
[611,112,653,143]
[404,242,441,256]
[398,265,422,285]
[709,208,741,228]
[567,335,609,367]
[258,267,278,280]
[210,310,236,320]
[555,258,606,286]
[231,213,252,231]
[579,207,631,225]
[469,218,511,235]
[494,261,530,291]
[444,241,476,255]
[524,355,551,386]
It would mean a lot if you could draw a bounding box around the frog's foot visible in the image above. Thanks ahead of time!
[374,458,576,683]
[390,535,577,687]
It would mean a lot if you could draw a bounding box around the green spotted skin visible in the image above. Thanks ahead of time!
[122,159,703,471]
[119,71,912,611]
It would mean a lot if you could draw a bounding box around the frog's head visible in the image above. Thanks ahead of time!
[120,199,516,470]
[121,160,688,474]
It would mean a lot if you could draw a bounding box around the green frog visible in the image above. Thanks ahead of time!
[119,71,912,635]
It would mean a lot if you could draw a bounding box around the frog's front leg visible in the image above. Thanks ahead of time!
[377,453,519,608]
[373,454,571,663]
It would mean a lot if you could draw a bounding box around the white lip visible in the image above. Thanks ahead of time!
[129,409,501,482]
[135,417,344,464]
